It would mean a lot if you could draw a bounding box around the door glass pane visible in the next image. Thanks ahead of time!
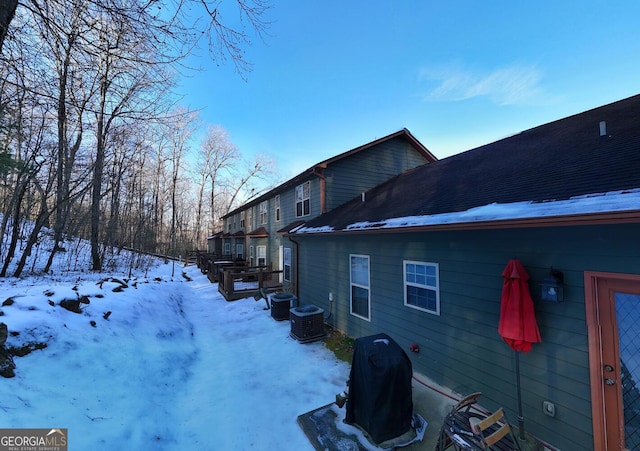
[616,292,640,449]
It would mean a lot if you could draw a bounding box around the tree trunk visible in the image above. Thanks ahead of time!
[0,0,17,53]
[45,31,82,274]
[91,120,105,271]
[0,179,27,276]
[13,183,51,278]
[91,74,108,271]
[195,174,206,245]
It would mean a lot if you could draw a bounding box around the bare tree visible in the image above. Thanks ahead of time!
[88,4,176,270]
[3,0,271,75]
[1,0,276,270]
[224,153,277,214]
[165,108,197,255]
[193,124,239,243]
[150,131,171,252]
[38,0,94,273]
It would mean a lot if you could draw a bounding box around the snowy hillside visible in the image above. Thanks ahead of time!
[0,244,351,449]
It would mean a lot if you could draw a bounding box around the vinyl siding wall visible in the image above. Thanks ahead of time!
[221,136,429,279]
[264,177,318,278]
[276,176,321,227]
[324,139,429,211]
[223,176,319,266]
[294,223,640,451]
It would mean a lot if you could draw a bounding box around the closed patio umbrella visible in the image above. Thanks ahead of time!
[498,259,541,441]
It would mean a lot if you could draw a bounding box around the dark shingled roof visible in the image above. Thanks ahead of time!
[295,94,640,233]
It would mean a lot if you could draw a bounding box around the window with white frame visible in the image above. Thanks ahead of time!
[224,242,231,256]
[403,261,440,315]
[257,245,267,266]
[283,247,291,281]
[236,243,244,260]
[350,254,370,320]
[275,195,281,222]
[295,181,310,217]
[249,245,255,266]
[259,201,268,224]
[240,211,245,228]
[247,208,253,231]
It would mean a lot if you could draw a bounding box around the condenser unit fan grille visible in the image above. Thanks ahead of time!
[290,305,325,343]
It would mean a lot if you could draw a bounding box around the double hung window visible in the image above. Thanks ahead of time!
[404,261,440,315]
[295,181,310,217]
[350,254,370,320]
[257,246,267,266]
[259,201,268,224]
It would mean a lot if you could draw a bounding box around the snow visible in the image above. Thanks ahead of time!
[295,188,640,233]
[0,258,352,450]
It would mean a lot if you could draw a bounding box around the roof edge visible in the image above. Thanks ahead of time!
[287,210,640,236]
[223,128,435,219]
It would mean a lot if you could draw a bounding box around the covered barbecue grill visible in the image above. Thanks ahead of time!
[345,333,414,445]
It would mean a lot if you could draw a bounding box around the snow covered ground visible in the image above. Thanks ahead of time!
[0,259,351,450]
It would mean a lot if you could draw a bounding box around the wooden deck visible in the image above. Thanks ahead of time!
[217,265,283,301]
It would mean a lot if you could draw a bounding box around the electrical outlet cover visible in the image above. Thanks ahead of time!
[543,401,556,417]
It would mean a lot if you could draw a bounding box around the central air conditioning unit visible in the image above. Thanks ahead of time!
[270,293,297,321]
[290,304,326,343]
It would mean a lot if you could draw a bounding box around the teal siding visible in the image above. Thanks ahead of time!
[275,176,320,227]
[220,134,429,277]
[231,176,320,269]
[295,223,640,451]
[325,139,429,210]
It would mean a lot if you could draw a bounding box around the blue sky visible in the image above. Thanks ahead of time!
[179,1,640,178]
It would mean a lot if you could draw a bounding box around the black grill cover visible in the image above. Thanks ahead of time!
[345,333,413,444]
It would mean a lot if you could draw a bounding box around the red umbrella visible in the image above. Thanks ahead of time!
[498,259,541,352]
[498,259,541,441]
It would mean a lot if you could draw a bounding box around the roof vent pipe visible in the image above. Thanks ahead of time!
[361,192,365,202]
[599,121,607,137]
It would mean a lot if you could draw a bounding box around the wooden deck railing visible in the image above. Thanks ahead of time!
[196,255,245,282]
[217,265,283,301]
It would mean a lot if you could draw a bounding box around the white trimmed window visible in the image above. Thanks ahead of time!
[404,261,440,315]
[257,245,267,266]
[240,211,245,228]
[295,181,310,217]
[259,201,268,224]
[350,254,370,321]
[236,243,244,260]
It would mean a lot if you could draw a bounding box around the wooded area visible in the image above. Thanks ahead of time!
[0,0,276,275]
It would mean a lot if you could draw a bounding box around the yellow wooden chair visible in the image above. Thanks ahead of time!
[470,407,522,450]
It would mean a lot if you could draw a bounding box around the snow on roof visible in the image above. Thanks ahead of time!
[294,188,640,234]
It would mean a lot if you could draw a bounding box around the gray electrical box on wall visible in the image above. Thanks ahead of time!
[543,401,556,417]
